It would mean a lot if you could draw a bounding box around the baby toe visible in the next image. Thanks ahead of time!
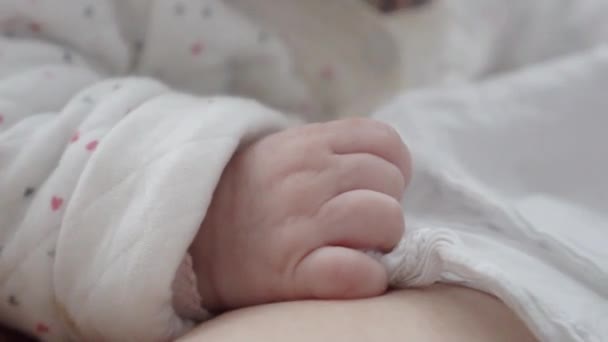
[314,189,405,252]
[330,152,406,200]
[322,118,412,184]
[293,246,388,300]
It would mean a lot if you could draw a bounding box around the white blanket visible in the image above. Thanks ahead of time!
[387,0,608,87]
[376,1,608,340]
[378,47,608,342]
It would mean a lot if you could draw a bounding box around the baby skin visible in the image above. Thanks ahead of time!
[190,118,412,311]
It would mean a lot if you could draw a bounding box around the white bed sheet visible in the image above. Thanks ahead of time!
[376,3,608,337]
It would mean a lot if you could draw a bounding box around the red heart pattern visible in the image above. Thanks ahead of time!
[320,65,335,81]
[86,140,98,151]
[51,196,63,211]
[190,41,204,56]
[29,22,42,33]
[36,322,50,334]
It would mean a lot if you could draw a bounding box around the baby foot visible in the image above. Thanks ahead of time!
[190,118,411,310]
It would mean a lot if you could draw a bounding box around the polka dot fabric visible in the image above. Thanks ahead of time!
[134,0,399,120]
[0,0,294,340]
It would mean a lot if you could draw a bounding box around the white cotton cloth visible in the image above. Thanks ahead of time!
[52,93,291,341]
[0,1,301,340]
[385,0,608,88]
[378,47,608,342]
[374,2,608,341]
[0,76,288,340]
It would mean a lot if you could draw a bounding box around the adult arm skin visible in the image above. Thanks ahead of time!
[179,284,537,342]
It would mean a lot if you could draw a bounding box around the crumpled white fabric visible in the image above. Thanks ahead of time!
[0,1,292,340]
[53,94,288,341]
[386,0,608,88]
[0,71,288,341]
[379,2,608,339]
[377,46,608,342]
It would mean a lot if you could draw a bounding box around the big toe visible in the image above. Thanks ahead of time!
[292,246,388,300]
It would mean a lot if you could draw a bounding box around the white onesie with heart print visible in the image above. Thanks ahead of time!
[0,0,401,340]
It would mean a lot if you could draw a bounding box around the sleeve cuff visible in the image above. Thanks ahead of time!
[53,94,290,341]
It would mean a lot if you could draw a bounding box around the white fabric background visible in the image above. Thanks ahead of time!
[376,1,608,340]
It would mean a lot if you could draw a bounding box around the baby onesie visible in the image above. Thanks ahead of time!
[0,0,400,340]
